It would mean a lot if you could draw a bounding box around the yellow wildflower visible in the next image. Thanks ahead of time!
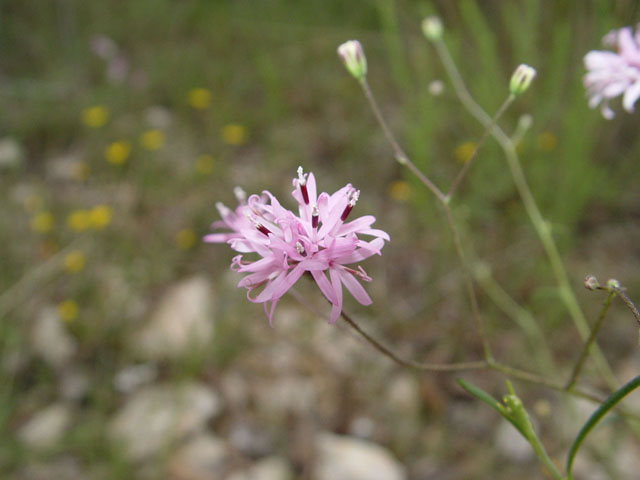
[63,250,86,273]
[537,131,557,152]
[195,154,215,175]
[454,141,477,164]
[221,124,248,146]
[89,205,112,229]
[187,88,212,110]
[176,229,197,250]
[104,141,131,165]
[82,105,109,128]
[67,210,91,231]
[388,180,412,203]
[30,212,55,233]
[57,300,78,322]
[140,129,165,150]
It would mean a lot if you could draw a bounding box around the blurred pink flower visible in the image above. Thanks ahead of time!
[584,24,640,119]
[205,167,389,326]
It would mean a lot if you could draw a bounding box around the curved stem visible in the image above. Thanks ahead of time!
[358,77,447,203]
[610,286,640,327]
[358,75,493,362]
[340,310,487,372]
[339,309,640,421]
[446,94,515,200]
[442,206,493,361]
[566,292,615,390]
[433,37,618,391]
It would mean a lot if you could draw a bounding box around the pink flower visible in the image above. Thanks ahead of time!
[584,24,640,119]
[205,167,389,326]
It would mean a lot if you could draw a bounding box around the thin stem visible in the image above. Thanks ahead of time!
[340,310,487,372]
[433,37,618,391]
[566,292,616,390]
[334,305,640,421]
[358,74,493,362]
[358,77,447,203]
[443,206,493,361]
[446,94,515,200]
[475,266,554,372]
[611,287,640,327]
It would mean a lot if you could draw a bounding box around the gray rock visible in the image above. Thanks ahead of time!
[494,419,534,463]
[226,456,294,480]
[59,368,90,401]
[113,363,158,394]
[135,276,214,360]
[314,433,406,480]
[0,137,23,169]
[109,383,222,461]
[18,403,73,450]
[31,308,77,369]
[167,434,228,480]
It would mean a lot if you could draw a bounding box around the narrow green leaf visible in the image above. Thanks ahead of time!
[456,378,527,437]
[566,375,640,479]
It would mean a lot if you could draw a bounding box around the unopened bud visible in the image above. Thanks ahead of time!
[584,275,600,291]
[337,40,367,80]
[606,278,621,290]
[510,64,536,95]
[422,16,443,41]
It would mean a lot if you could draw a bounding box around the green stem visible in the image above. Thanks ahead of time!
[476,267,554,372]
[433,37,618,391]
[358,75,493,361]
[445,94,515,200]
[565,292,615,389]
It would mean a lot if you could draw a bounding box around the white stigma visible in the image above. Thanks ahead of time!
[233,186,247,203]
[349,190,360,207]
[295,241,305,255]
[312,204,319,216]
[296,165,306,185]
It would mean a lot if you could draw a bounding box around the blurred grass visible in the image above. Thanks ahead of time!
[1,0,640,477]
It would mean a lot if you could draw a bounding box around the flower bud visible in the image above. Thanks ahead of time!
[584,275,600,291]
[606,278,621,290]
[337,40,367,80]
[422,16,443,41]
[510,64,536,95]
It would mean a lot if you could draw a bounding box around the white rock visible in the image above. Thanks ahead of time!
[135,276,213,360]
[59,368,90,401]
[227,456,294,480]
[31,308,77,369]
[168,434,228,480]
[0,137,23,168]
[386,374,421,415]
[18,403,72,449]
[254,375,316,417]
[494,419,533,463]
[314,433,406,480]
[113,363,158,393]
[109,383,222,461]
[45,152,84,181]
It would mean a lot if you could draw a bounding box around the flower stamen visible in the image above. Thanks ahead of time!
[340,189,360,221]
[297,166,309,204]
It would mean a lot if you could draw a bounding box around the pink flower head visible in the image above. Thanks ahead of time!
[205,167,389,326]
[584,24,640,119]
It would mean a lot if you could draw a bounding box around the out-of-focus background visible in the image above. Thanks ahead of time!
[2,1,640,479]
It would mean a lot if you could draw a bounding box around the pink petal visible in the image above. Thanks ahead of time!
[623,81,640,111]
[311,270,336,304]
[328,269,343,324]
[337,269,372,306]
[335,215,376,236]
